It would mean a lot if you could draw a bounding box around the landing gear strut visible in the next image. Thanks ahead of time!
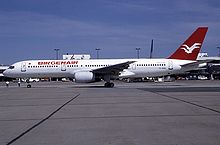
[26,79,32,88]
[103,75,114,88]
[104,82,114,88]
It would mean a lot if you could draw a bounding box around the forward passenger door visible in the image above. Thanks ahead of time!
[61,63,66,71]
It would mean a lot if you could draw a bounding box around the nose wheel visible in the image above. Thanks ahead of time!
[27,84,31,88]
[104,82,114,88]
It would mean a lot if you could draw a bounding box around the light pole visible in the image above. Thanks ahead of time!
[217,47,220,57]
[136,48,141,59]
[95,48,101,59]
[54,48,60,60]
[150,39,154,59]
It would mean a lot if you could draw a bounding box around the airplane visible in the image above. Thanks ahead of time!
[3,27,208,88]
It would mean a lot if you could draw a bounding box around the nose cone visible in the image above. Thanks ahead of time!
[3,69,10,77]
[3,64,18,78]
[3,69,15,78]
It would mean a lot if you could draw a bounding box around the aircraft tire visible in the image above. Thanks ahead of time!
[110,83,114,88]
[104,82,114,88]
[27,84,31,88]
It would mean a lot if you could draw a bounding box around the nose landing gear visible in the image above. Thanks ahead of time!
[26,79,32,88]
[27,84,31,88]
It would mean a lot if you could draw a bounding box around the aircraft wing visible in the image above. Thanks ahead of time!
[92,61,135,75]
[181,59,213,70]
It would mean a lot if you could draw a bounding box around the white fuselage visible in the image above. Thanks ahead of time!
[3,58,193,79]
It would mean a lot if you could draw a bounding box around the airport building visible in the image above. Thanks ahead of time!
[63,54,91,60]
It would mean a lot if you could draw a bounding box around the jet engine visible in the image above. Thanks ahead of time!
[74,71,95,83]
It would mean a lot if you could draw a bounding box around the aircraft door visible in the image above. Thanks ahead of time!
[168,60,173,70]
[61,63,66,71]
[21,62,26,72]
[132,63,136,70]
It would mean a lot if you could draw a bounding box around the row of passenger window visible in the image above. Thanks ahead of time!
[66,64,110,67]
[27,63,165,69]
[27,64,110,68]
[137,64,166,67]
[85,64,109,67]
[28,65,59,68]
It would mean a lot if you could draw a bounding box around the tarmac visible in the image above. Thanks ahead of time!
[0,80,220,145]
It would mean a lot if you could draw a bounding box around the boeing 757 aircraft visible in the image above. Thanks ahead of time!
[3,27,208,88]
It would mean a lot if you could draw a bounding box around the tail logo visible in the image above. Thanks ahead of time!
[180,43,201,54]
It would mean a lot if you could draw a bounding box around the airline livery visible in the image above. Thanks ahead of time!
[3,27,208,87]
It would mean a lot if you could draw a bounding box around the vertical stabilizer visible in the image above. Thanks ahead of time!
[168,27,208,60]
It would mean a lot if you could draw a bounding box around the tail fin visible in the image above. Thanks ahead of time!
[168,27,208,60]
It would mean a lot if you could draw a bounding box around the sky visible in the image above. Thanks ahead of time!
[0,0,220,64]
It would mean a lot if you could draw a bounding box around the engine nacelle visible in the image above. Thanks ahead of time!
[74,71,95,83]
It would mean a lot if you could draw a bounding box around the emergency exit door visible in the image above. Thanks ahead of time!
[168,60,173,70]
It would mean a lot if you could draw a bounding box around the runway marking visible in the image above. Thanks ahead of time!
[151,92,220,114]
[6,93,80,145]
[1,114,218,122]
[0,96,74,101]
[42,114,220,120]
[0,101,179,108]
[139,87,220,92]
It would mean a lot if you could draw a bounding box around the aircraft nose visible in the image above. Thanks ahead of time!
[3,69,10,77]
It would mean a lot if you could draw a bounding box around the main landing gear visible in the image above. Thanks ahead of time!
[103,75,114,88]
[104,82,114,88]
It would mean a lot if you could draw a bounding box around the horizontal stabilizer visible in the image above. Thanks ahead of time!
[181,59,213,71]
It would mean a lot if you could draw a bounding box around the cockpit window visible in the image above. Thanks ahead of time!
[9,66,15,69]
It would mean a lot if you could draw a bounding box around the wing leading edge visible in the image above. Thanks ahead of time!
[92,61,135,76]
